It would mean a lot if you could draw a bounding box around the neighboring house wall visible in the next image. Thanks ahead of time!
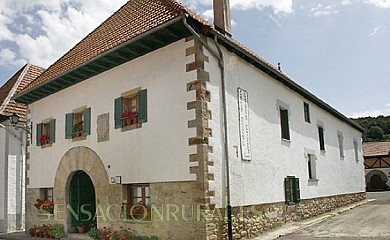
[365,157,390,190]
[0,120,26,233]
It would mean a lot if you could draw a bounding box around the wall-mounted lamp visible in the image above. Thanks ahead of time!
[8,112,32,140]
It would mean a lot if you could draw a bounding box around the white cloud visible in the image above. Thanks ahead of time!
[179,0,293,14]
[349,105,390,118]
[369,26,381,36]
[365,0,390,8]
[0,48,26,67]
[0,0,128,69]
[310,4,339,17]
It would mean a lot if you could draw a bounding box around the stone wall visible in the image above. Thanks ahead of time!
[206,192,366,240]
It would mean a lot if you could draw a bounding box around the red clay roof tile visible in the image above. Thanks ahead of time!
[21,0,209,94]
[0,64,45,121]
[363,142,390,157]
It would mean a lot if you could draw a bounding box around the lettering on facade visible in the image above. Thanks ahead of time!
[238,88,251,161]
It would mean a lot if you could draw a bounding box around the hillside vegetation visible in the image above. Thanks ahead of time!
[352,115,390,142]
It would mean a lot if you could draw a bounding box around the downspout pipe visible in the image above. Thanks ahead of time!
[182,15,233,240]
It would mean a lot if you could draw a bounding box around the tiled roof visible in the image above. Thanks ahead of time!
[363,142,390,157]
[0,64,45,121]
[21,0,209,94]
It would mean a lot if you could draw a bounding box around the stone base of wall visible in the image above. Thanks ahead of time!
[26,181,207,240]
[206,192,366,240]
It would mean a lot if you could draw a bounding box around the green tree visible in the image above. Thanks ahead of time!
[367,125,384,141]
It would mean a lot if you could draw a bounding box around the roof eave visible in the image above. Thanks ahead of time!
[13,16,191,104]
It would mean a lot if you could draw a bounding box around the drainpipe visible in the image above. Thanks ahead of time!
[182,15,233,240]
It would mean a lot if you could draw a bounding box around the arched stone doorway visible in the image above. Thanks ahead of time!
[371,174,385,190]
[366,170,388,191]
[53,147,115,233]
[69,171,96,230]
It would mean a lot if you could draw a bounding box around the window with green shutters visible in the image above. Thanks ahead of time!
[65,107,91,139]
[280,108,290,140]
[36,119,56,147]
[284,176,300,205]
[115,88,147,130]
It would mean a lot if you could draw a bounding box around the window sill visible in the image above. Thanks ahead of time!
[308,179,319,182]
[41,143,52,149]
[121,123,142,132]
[72,135,86,142]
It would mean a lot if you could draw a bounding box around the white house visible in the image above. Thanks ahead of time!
[14,0,365,239]
[363,141,390,191]
[0,64,44,233]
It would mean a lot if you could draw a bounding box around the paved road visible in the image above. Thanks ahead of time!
[278,191,390,240]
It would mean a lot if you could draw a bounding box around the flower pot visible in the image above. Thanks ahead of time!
[76,226,86,233]
[132,117,138,124]
[125,118,131,126]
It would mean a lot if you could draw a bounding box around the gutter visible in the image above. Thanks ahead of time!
[182,15,234,240]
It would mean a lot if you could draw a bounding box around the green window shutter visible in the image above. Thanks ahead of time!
[65,113,73,139]
[294,177,301,203]
[280,109,290,140]
[114,97,123,129]
[138,89,147,123]
[49,119,56,143]
[83,108,91,135]
[36,123,43,146]
[284,177,291,204]
[318,127,325,150]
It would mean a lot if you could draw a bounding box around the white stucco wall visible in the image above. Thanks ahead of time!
[28,39,197,187]
[206,42,365,207]
[0,121,26,232]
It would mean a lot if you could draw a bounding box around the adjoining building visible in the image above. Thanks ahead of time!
[0,64,44,232]
[364,141,390,191]
[14,0,365,239]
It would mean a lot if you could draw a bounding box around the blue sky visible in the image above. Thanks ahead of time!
[0,0,389,117]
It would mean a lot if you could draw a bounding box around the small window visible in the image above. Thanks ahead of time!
[115,89,147,130]
[280,108,290,140]
[65,107,91,139]
[304,102,310,123]
[307,154,317,180]
[122,184,151,221]
[40,188,53,201]
[36,119,55,146]
[284,176,300,205]
[338,131,344,158]
[353,140,359,161]
[318,126,325,151]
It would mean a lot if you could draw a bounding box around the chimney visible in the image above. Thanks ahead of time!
[213,0,232,36]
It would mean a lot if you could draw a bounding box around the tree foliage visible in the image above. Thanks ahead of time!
[352,115,390,142]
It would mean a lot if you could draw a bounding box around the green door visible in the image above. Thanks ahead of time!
[69,171,96,230]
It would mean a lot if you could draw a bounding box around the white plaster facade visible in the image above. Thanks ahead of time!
[27,36,365,210]
[205,41,365,207]
[0,120,26,232]
[28,39,197,188]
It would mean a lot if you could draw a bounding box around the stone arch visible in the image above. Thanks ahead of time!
[53,146,113,232]
[365,169,387,184]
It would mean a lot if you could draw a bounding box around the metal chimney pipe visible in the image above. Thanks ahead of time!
[213,0,232,36]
